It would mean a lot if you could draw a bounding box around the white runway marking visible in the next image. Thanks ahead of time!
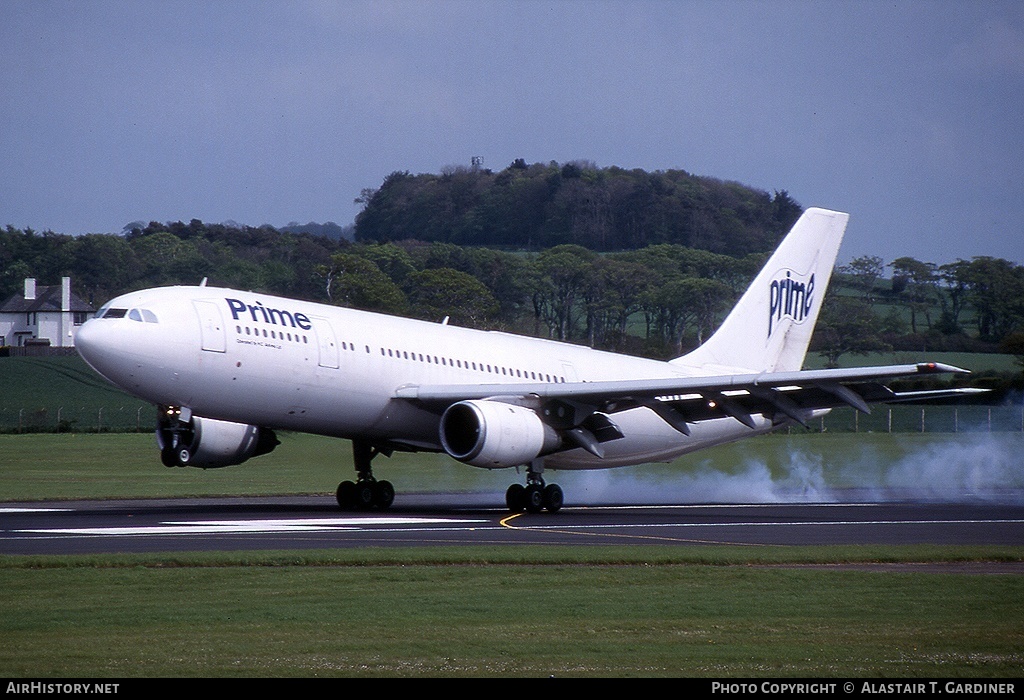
[0,507,72,513]
[513,518,1024,531]
[17,516,488,537]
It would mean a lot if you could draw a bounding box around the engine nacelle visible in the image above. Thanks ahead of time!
[439,399,559,469]
[157,415,279,468]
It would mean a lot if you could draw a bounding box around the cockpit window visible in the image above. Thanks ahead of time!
[126,308,159,323]
[99,308,128,319]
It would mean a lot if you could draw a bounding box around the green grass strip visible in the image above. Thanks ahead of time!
[2,549,1021,677]
[2,544,1023,569]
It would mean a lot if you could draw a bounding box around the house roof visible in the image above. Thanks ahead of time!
[0,285,95,314]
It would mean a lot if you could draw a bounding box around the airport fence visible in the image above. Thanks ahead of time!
[0,404,157,433]
[798,404,1024,434]
[1,402,1022,434]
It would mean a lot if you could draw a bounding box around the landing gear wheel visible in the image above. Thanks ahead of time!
[506,483,526,513]
[524,484,544,513]
[336,480,356,509]
[543,483,564,513]
[374,480,395,510]
[354,480,377,510]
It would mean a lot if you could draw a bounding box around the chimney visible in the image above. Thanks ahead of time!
[62,277,71,312]
[24,278,36,300]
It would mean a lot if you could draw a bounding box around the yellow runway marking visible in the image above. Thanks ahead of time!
[498,512,778,546]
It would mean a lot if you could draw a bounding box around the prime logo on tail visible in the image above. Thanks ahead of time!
[768,270,815,339]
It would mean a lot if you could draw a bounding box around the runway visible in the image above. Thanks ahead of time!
[2,494,1023,555]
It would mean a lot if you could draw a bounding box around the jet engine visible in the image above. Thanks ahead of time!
[157,414,279,468]
[439,399,559,469]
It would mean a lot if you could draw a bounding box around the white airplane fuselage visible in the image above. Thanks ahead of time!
[77,285,773,470]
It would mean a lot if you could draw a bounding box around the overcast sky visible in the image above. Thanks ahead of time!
[3,0,1022,267]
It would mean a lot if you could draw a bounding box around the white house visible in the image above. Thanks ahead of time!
[0,278,96,348]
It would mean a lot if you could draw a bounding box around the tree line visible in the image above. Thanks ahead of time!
[1,221,344,308]
[820,254,1024,370]
[2,161,1022,378]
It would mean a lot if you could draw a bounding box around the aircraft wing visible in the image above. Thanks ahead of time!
[394,362,985,435]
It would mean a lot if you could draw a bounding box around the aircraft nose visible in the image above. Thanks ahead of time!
[75,318,120,377]
[75,318,97,355]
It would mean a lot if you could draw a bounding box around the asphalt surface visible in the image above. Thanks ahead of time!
[2,494,1023,556]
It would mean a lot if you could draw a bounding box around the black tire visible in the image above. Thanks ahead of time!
[354,480,376,510]
[375,480,395,510]
[505,483,526,512]
[524,484,544,513]
[336,480,357,509]
[543,483,564,513]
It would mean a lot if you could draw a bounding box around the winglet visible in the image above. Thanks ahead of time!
[917,362,970,374]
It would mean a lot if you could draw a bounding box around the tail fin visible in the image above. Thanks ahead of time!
[672,207,849,373]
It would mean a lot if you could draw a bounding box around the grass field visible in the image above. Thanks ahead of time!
[2,550,1022,677]
[0,355,152,432]
[3,430,1023,503]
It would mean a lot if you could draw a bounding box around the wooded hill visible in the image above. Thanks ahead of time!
[354,160,803,254]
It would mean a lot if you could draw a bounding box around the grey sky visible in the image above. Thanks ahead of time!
[3,0,1022,268]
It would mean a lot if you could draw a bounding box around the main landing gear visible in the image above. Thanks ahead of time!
[334,443,564,514]
[336,440,394,511]
[505,461,563,513]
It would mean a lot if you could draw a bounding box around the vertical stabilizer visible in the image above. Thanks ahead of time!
[672,207,849,374]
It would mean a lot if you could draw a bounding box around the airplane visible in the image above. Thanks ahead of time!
[75,208,981,513]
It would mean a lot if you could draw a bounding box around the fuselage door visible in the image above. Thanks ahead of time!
[561,361,579,382]
[193,300,226,353]
[310,316,339,369]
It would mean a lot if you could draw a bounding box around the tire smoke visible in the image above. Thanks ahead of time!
[562,432,1024,505]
